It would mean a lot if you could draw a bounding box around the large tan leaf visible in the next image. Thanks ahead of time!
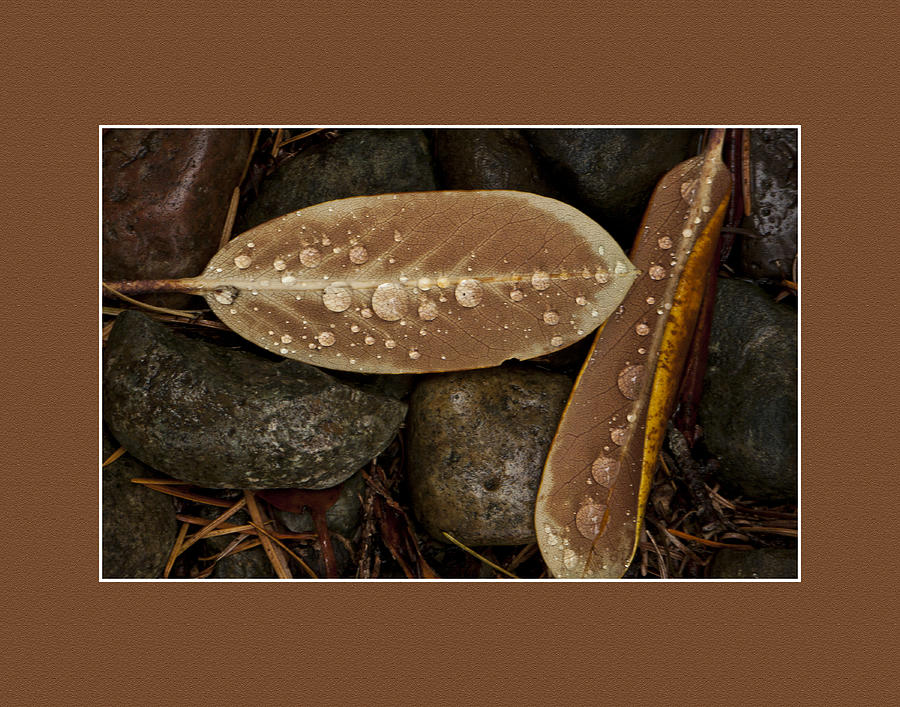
[535,133,731,578]
[162,191,637,374]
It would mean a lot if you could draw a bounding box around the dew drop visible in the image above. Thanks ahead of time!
[280,348,288,354]
[646,296,656,305]
[594,269,610,284]
[361,308,373,318]
[349,245,368,264]
[317,331,335,346]
[681,228,692,238]
[626,413,637,423]
[371,283,407,321]
[300,247,322,267]
[591,456,618,486]
[214,288,235,305]
[657,236,673,249]
[575,295,587,306]
[617,364,645,399]
[418,277,433,291]
[385,339,397,349]
[610,427,627,445]
[364,335,375,345]
[408,349,421,360]
[563,548,578,569]
[531,271,551,290]
[418,300,439,320]
[638,347,647,354]
[393,229,403,242]
[234,255,251,269]
[509,288,524,302]
[635,322,650,336]
[551,335,564,347]
[614,261,628,275]
[575,503,607,540]
[247,242,255,248]
[273,258,287,271]
[323,284,352,312]
[454,279,484,307]
[680,180,698,200]
[649,265,666,280]
[543,310,560,326]
[350,324,360,333]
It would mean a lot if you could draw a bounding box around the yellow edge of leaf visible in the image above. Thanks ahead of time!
[624,194,731,573]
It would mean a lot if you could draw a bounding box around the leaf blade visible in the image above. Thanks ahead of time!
[194,190,637,374]
[535,137,731,578]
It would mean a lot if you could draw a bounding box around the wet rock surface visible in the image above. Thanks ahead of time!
[523,128,700,245]
[740,128,798,280]
[241,128,436,230]
[102,430,178,578]
[275,471,365,536]
[433,128,556,196]
[103,128,251,306]
[408,367,571,546]
[700,279,797,503]
[103,311,407,489]
[710,548,797,578]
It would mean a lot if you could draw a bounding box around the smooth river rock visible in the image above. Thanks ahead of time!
[408,367,572,546]
[433,128,556,196]
[241,128,436,230]
[102,430,178,578]
[700,279,797,503]
[740,128,798,281]
[103,128,252,306]
[103,311,407,489]
[523,128,701,245]
[710,548,798,578]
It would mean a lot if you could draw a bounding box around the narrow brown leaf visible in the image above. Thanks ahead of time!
[106,191,637,374]
[535,131,732,578]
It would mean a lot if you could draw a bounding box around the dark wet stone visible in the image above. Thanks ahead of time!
[700,279,797,503]
[408,367,571,545]
[102,128,252,306]
[103,311,407,489]
[523,128,701,245]
[740,129,798,280]
[434,128,556,196]
[102,430,178,578]
[241,128,436,230]
[276,471,365,536]
[710,548,797,578]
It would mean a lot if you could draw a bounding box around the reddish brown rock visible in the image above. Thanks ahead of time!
[102,128,252,303]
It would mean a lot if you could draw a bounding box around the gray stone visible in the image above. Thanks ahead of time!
[434,128,556,196]
[241,128,436,230]
[740,128,798,280]
[103,311,407,489]
[700,279,797,503]
[102,430,178,578]
[276,470,365,537]
[408,367,571,545]
[103,128,252,307]
[523,128,701,244]
[710,548,797,578]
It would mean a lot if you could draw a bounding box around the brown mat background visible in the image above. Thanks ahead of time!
[5,1,894,703]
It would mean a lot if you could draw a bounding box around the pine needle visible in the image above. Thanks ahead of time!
[163,523,190,578]
[665,527,753,550]
[102,282,198,318]
[218,186,240,248]
[102,446,127,467]
[441,532,518,579]
[244,491,292,579]
[248,521,318,579]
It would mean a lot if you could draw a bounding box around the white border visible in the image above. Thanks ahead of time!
[100,125,800,582]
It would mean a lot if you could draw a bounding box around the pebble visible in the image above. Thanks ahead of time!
[102,429,178,578]
[102,128,252,307]
[102,311,407,489]
[407,367,571,545]
[700,279,797,503]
